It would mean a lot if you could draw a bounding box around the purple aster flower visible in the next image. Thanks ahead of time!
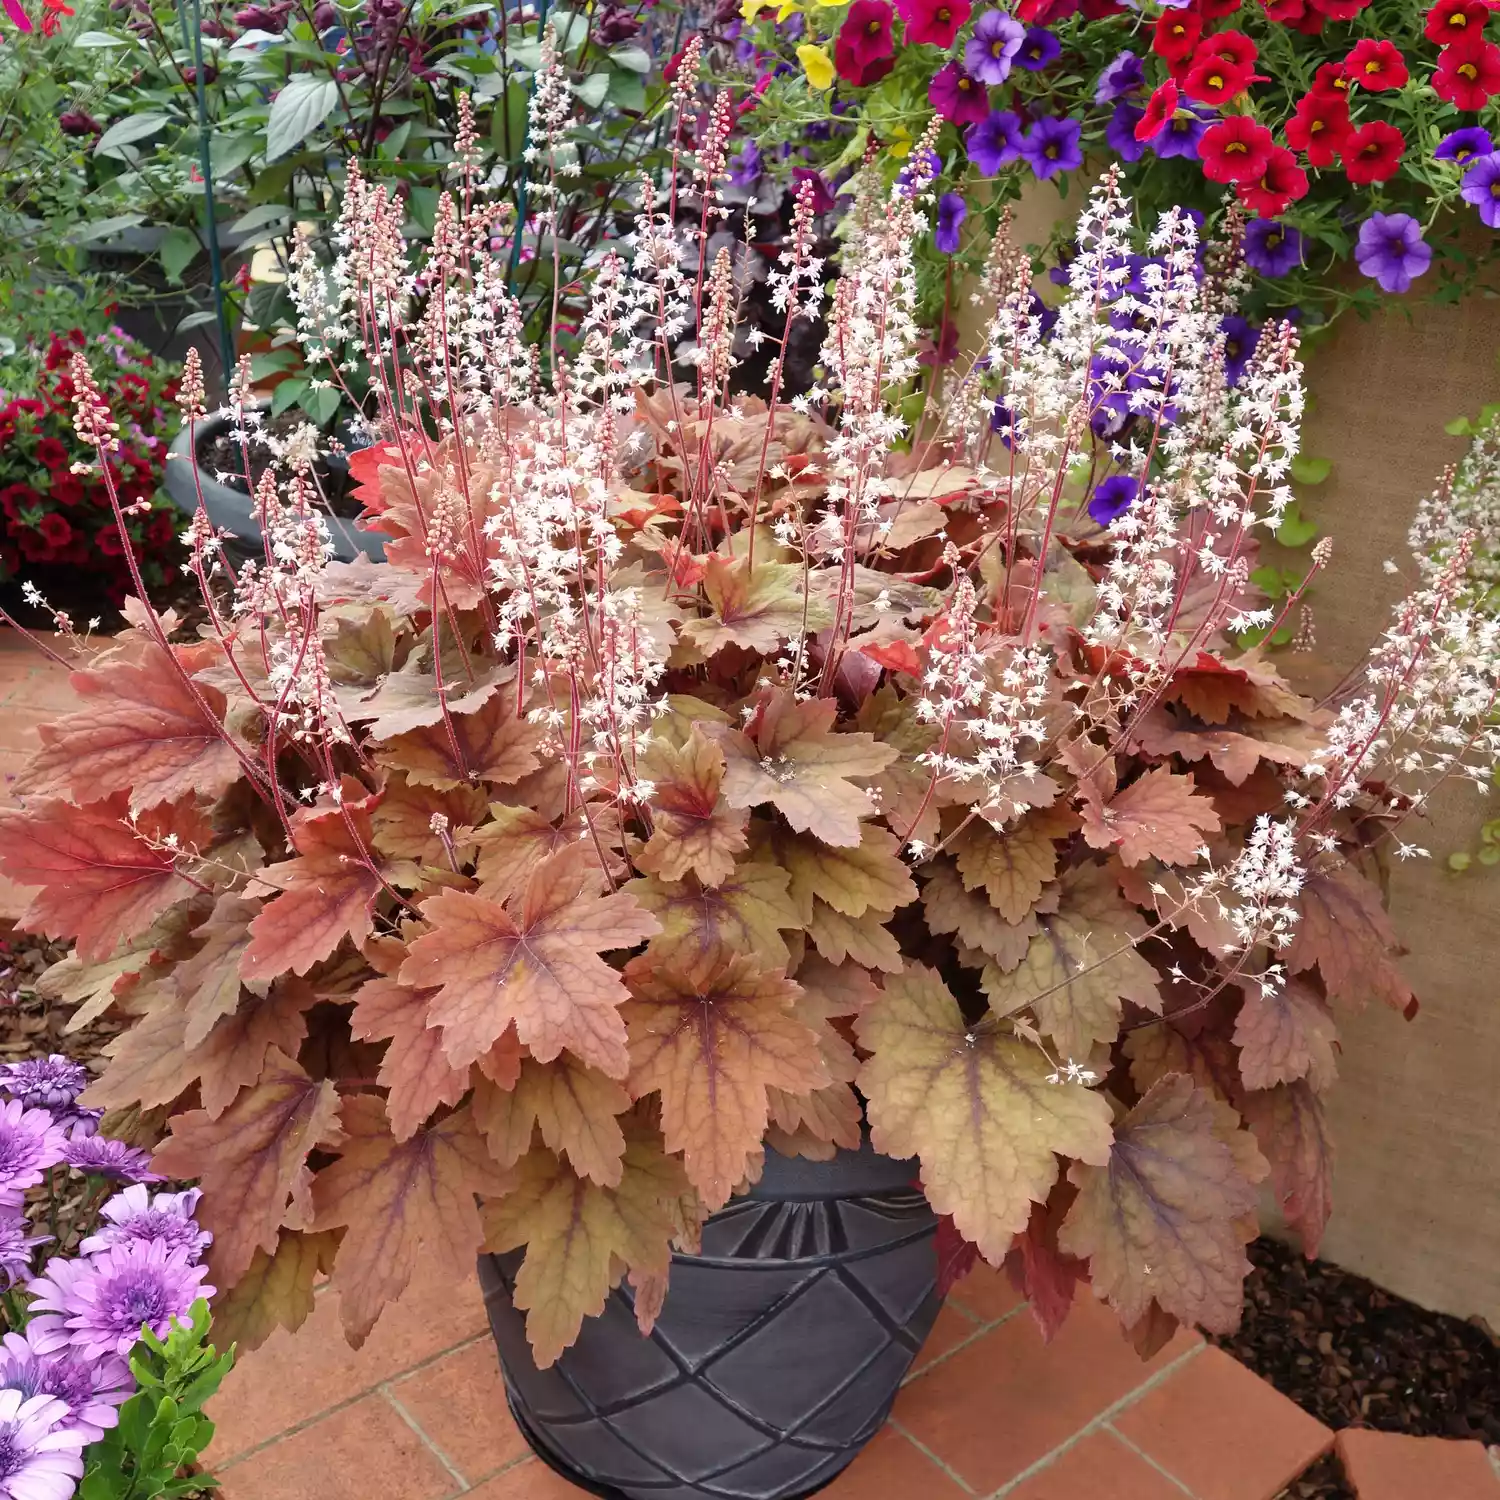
[1095,49,1144,104]
[0,1103,67,1199]
[59,1136,161,1184]
[27,1240,214,1362]
[1151,104,1212,161]
[966,9,1024,85]
[966,109,1022,174]
[64,1110,101,1140]
[1105,102,1146,163]
[1020,116,1082,180]
[935,193,968,254]
[0,1213,45,1291]
[1460,152,1500,229]
[1435,127,1494,166]
[1014,25,1059,69]
[729,141,762,189]
[0,1058,87,1113]
[0,1326,132,1444]
[80,1186,212,1263]
[1242,219,1305,278]
[1220,315,1261,385]
[0,1390,87,1500]
[1089,474,1139,527]
[1354,212,1432,294]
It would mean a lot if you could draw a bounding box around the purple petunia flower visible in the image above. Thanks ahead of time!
[729,141,762,189]
[1020,116,1082,179]
[1151,105,1212,161]
[0,1326,132,1444]
[59,1136,161,1184]
[1014,25,1060,70]
[80,1186,212,1263]
[1095,49,1144,104]
[0,1103,68,1200]
[1105,102,1146,163]
[1242,219,1305,278]
[27,1240,215,1362]
[1460,153,1500,229]
[966,9,1024,85]
[1354,212,1432,294]
[0,1058,87,1113]
[935,193,968,254]
[966,109,1023,174]
[990,400,1016,448]
[1089,474,1139,527]
[1435,127,1494,166]
[0,1390,88,1500]
[1220,315,1261,386]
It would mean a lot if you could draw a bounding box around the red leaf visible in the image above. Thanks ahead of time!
[934,1213,980,1298]
[859,640,922,678]
[1242,1081,1333,1258]
[1286,864,1413,1013]
[1004,1195,1085,1343]
[349,974,470,1141]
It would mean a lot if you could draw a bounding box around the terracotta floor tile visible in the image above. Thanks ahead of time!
[948,1264,1027,1325]
[908,1302,984,1377]
[819,1426,972,1500]
[1004,1430,1189,1500]
[892,1292,1201,1493]
[389,1338,530,1482]
[465,1458,593,1500]
[217,1393,455,1500]
[1113,1346,1332,1500]
[206,1274,490,1464]
[1336,1429,1500,1500]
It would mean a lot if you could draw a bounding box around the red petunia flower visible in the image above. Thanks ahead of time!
[1196,28,1258,66]
[1018,0,1077,18]
[1309,60,1350,97]
[835,0,895,87]
[1342,120,1405,184]
[1307,0,1369,19]
[1182,52,1256,103]
[896,0,971,47]
[37,513,72,549]
[1345,38,1408,90]
[1195,0,1243,16]
[0,485,35,525]
[1284,89,1352,165]
[33,437,68,472]
[1199,115,1276,182]
[1236,145,1310,215]
[1261,0,1325,32]
[1135,78,1180,139]
[1079,0,1125,17]
[48,475,85,507]
[1426,0,1489,45]
[1152,9,1201,61]
[96,523,127,558]
[1434,35,1500,106]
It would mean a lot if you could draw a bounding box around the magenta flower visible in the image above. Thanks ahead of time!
[929,61,990,125]
[0,1103,67,1199]
[895,0,970,47]
[0,1327,132,1444]
[0,1392,86,1500]
[59,1136,160,1184]
[27,1240,214,1361]
[0,1058,87,1113]
[80,1186,211,1263]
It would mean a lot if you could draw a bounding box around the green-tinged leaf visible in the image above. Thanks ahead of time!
[378,120,413,159]
[232,203,292,235]
[298,383,342,426]
[1289,455,1332,486]
[606,69,647,111]
[95,113,171,154]
[609,44,651,71]
[75,29,132,44]
[265,75,339,161]
[270,377,309,416]
[212,132,261,180]
[159,227,201,286]
[1445,417,1473,437]
[572,73,609,109]
[1274,500,1317,549]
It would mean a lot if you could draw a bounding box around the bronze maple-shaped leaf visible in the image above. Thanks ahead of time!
[1286,863,1414,1012]
[1078,766,1221,867]
[374,689,543,791]
[349,974,471,1142]
[175,894,263,1050]
[1233,979,1338,1092]
[472,804,626,903]
[776,824,917,923]
[920,861,1044,974]
[679,555,833,657]
[632,730,748,888]
[710,693,895,848]
[401,843,659,1077]
[950,816,1058,924]
[626,862,801,970]
[855,964,1114,1262]
[1242,1080,1333,1257]
[209,1228,341,1353]
[1060,1073,1265,1333]
[622,941,828,1208]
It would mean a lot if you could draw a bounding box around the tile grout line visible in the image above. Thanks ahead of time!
[984,1340,1208,1499]
[886,1417,981,1496]
[901,1303,1030,1387]
[1103,1421,1199,1498]
[213,1329,492,1473]
[380,1384,473,1496]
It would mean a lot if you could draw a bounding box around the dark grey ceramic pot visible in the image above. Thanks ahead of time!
[478,1138,941,1500]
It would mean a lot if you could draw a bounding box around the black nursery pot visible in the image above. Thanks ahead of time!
[479,1138,942,1500]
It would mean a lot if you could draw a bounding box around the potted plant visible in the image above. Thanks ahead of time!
[0,67,1494,1500]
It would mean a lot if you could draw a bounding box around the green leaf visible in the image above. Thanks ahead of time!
[159,227,201,286]
[68,212,147,244]
[1481,846,1500,867]
[232,203,292,235]
[1449,852,1472,871]
[250,350,298,378]
[405,185,440,235]
[572,72,609,109]
[378,120,413,159]
[609,44,651,72]
[606,69,646,112]
[212,132,261,180]
[299,384,342,425]
[95,112,171,155]
[1445,417,1475,437]
[1275,501,1317,549]
[271,377,309,416]
[265,75,339,162]
[1289,454,1332,486]
[74,29,131,45]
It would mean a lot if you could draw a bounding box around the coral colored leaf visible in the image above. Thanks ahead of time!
[349,975,470,1142]
[1079,767,1221,868]
[1134,709,1326,787]
[627,863,801,970]
[481,1125,688,1368]
[152,1048,341,1286]
[1004,1194,1085,1343]
[983,865,1161,1058]
[711,693,895,848]
[855,687,942,847]
[1286,864,1413,1012]
[855,964,1114,1263]
[210,1229,341,1353]
[312,1097,509,1347]
[1234,979,1338,1092]
[371,775,486,867]
[38,915,185,1034]
[189,978,317,1118]
[1165,653,1313,725]
[951,817,1058,924]
[805,901,903,972]
[1060,1074,1261,1334]
[175,894,263,1050]
[1124,1023,1241,1106]
[473,1054,630,1186]
[401,844,659,1076]
[777,824,917,922]
[1242,1081,1333,1257]
[0,795,211,962]
[633,731,748,888]
[342,665,503,741]
[921,862,1043,973]
[82,984,198,1114]
[680,556,832,656]
[623,942,827,1209]
[375,690,544,791]
[471,804,626,903]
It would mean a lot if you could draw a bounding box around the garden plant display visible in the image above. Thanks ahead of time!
[1,52,1497,1415]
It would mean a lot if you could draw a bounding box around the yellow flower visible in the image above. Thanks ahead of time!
[776,0,802,18]
[887,124,913,159]
[812,0,851,7]
[797,42,835,90]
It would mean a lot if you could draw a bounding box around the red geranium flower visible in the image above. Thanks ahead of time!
[1195,0,1243,17]
[37,513,72,550]
[1236,145,1310,215]
[1309,60,1351,97]
[1284,89,1352,165]
[1434,35,1500,106]
[1152,9,1202,59]
[1345,38,1408,90]
[1135,78,1180,139]
[1342,120,1405,183]
[835,0,895,86]
[33,437,68,472]
[1261,0,1325,32]
[1199,115,1276,182]
[896,0,971,47]
[1018,0,1077,18]
[1426,0,1489,45]
[1307,0,1370,19]
[1183,53,1256,103]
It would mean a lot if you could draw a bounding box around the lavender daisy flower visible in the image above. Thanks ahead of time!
[59,1136,161,1184]
[1460,153,1500,228]
[966,109,1022,174]
[80,1186,212,1263]
[1354,212,1432,294]
[1242,219,1305,278]
[27,1240,214,1362]
[0,1058,87,1113]
[0,1391,87,1500]
[1014,25,1060,70]
[1089,475,1139,527]
[1020,116,1082,180]
[1105,102,1146,162]
[935,193,968,254]
[1221,315,1261,385]
[1435,126,1493,166]
[1095,49,1144,104]
[0,1213,46,1291]
[966,10,1024,85]
[64,1110,102,1140]
[0,1103,67,1199]
[0,1326,132,1444]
